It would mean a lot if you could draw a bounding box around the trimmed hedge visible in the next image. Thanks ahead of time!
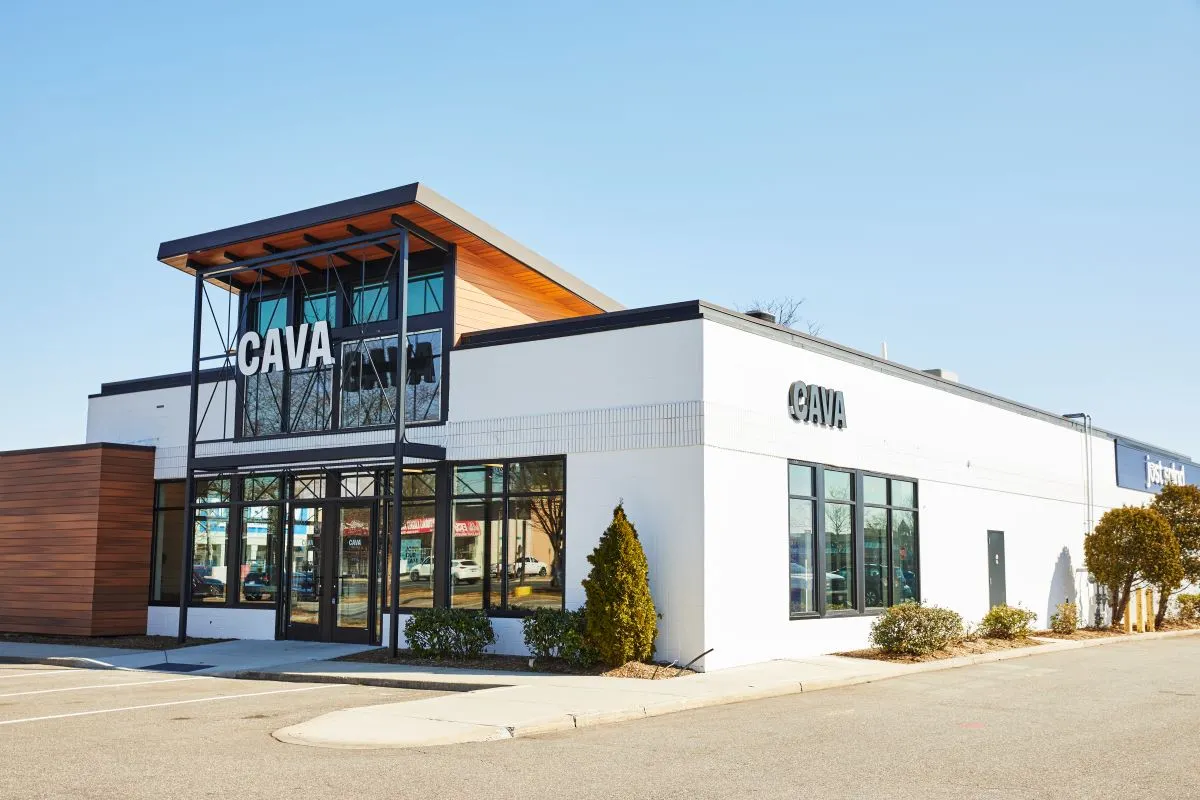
[404,608,495,659]
[870,603,965,655]
[521,607,595,668]
[978,604,1038,639]
[582,503,658,666]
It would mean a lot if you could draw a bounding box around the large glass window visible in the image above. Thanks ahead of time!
[352,282,389,324]
[407,272,444,316]
[192,505,230,605]
[151,482,185,604]
[255,296,289,335]
[240,505,281,605]
[302,291,336,325]
[391,469,438,611]
[451,459,565,613]
[340,330,443,428]
[787,462,919,619]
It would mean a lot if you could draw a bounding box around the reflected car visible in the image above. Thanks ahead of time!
[243,571,277,601]
[410,556,435,582]
[509,556,550,577]
[790,562,849,605]
[290,572,317,601]
[192,570,224,598]
[864,564,915,606]
[450,559,482,584]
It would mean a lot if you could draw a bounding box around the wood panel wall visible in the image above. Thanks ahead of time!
[0,444,155,636]
[454,247,601,341]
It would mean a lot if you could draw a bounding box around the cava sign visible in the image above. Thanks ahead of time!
[237,321,335,377]
[788,380,847,429]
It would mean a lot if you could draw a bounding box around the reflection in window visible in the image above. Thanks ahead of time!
[191,506,229,605]
[240,505,281,605]
[340,330,443,427]
[244,371,284,436]
[824,502,854,610]
[451,499,500,609]
[864,507,887,608]
[352,283,389,324]
[151,482,184,604]
[788,498,815,616]
[407,272,444,316]
[506,496,565,610]
[289,367,334,432]
[255,297,288,335]
[303,291,336,324]
[893,510,918,604]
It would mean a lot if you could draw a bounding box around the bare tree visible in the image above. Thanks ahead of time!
[740,296,822,336]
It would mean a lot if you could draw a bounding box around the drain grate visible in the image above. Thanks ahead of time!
[139,663,210,673]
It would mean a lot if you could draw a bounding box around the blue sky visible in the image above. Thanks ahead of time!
[0,1,1197,456]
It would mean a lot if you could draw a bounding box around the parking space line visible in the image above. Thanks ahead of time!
[0,684,340,727]
[0,669,78,680]
[0,676,206,699]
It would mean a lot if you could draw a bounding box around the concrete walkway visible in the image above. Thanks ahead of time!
[269,631,1200,749]
[0,639,373,674]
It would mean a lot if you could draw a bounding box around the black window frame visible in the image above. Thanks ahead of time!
[234,246,454,441]
[787,460,920,620]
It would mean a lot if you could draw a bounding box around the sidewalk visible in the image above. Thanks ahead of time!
[268,630,1200,749]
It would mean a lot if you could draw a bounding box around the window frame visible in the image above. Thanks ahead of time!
[787,460,919,620]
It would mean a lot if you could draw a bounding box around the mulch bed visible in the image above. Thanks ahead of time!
[1035,627,1130,640]
[335,648,694,679]
[0,633,227,651]
[836,637,1042,664]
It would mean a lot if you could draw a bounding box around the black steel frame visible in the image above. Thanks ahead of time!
[178,224,434,645]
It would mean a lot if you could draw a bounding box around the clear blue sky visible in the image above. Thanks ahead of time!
[1,1,1197,456]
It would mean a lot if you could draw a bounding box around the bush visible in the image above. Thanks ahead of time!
[1050,601,1078,635]
[521,608,595,668]
[978,604,1039,639]
[869,603,965,655]
[403,608,495,659]
[582,503,658,666]
[1176,594,1200,622]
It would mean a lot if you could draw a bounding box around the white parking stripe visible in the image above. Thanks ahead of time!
[0,676,205,698]
[0,684,339,726]
[0,669,77,680]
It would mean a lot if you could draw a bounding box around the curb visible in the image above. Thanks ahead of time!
[0,656,125,670]
[226,669,510,693]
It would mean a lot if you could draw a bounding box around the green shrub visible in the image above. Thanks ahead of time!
[582,503,658,666]
[978,604,1039,639]
[522,608,595,668]
[869,603,965,655]
[1050,601,1079,634]
[403,608,495,659]
[1176,594,1200,622]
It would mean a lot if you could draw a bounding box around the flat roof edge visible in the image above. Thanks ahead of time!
[0,442,156,458]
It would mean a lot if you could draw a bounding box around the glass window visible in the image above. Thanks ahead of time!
[244,371,285,436]
[191,506,229,605]
[864,507,888,608]
[788,463,813,497]
[151,481,184,605]
[405,330,443,423]
[451,499,500,609]
[352,282,389,324]
[401,469,437,498]
[863,476,887,506]
[243,475,280,503]
[239,505,281,605]
[789,498,815,616]
[824,502,854,610]
[340,472,376,498]
[506,496,564,610]
[196,478,231,505]
[825,470,852,502]
[453,465,504,496]
[255,296,289,335]
[508,459,565,494]
[303,291,336,325]
[289,367,333,432]
[893,481,916,509]
[893,510,918,604]
[407,272,444,316]
[395,499,436,610]
[340,336,398,428]
[293,473,326,500]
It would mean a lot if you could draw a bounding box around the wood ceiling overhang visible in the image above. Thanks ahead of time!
[156,183,623,314]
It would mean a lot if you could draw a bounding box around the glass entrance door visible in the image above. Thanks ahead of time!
[333,505,373,643]
[285,506,323,640]
[283,503,376,643]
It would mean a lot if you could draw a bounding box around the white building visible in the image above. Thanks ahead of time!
[80,184,1197,671]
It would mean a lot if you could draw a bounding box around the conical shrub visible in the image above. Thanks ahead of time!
[582,503,658,666]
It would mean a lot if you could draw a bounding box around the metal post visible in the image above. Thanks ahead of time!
[177,271,206,643]
[389,231,410,657]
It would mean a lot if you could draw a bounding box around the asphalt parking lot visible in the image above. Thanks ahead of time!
[4,637,1200,800]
